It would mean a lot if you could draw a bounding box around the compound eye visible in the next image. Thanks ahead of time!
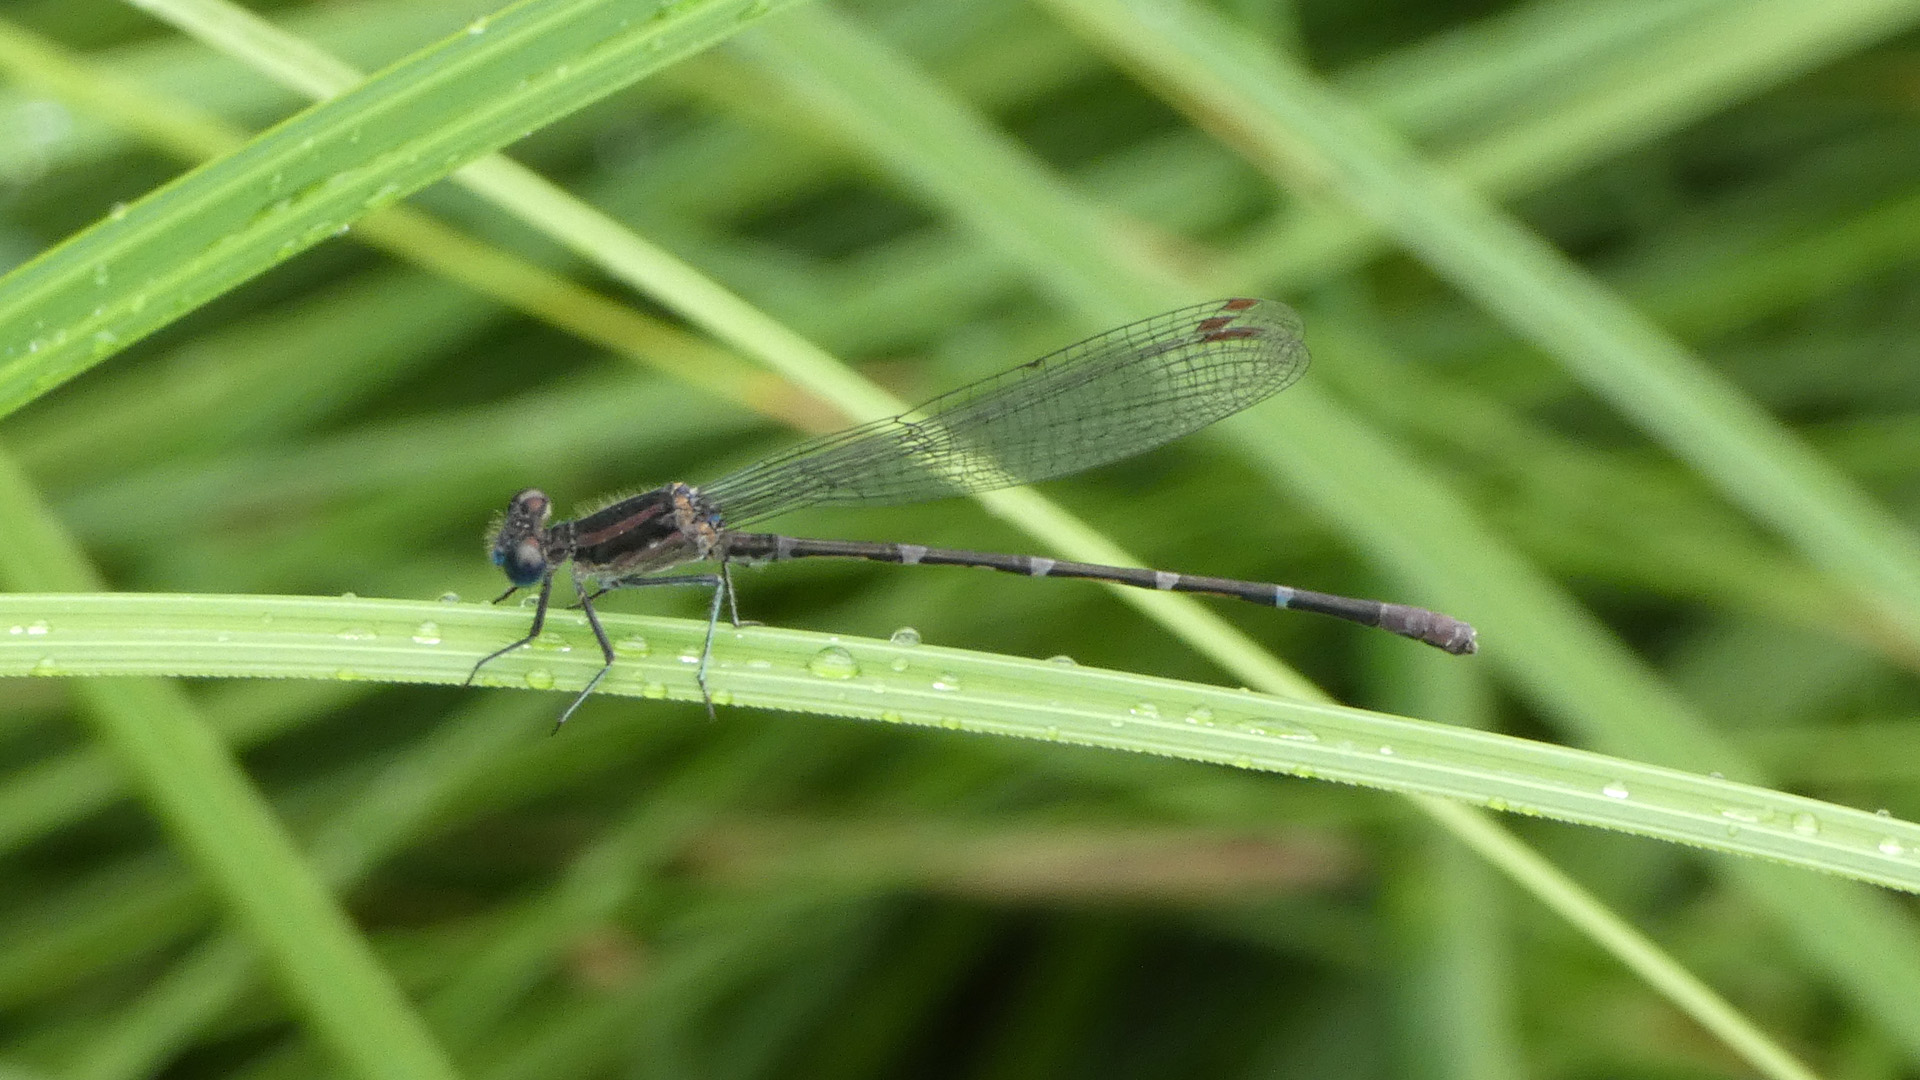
[494,538,548,586]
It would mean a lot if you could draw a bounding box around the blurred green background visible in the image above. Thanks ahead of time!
[4,0,1920,1076]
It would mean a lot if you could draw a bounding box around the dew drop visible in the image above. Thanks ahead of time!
[1246,718,1318,742]
[807,646,858,679]
[1377,745,1395,756]
[879,710,904,723]
[1876,808,1892,819]
[1880,836,1906,857]
[30,656,57,676]
[1721,806,1767,825]
[709,689,734,706]
[438,591,462,604]
[339,591,358,599]
[531,631,569,652]
[614,635,650,656]
[889,627,921,647]
[337,626,375,641]
[1602,782,1630,800]
[1042,725,1060,740]
[1184,705,1213,725]
[524,669,555,690]
[1790,812,1820,836]
[1046,654,1076,666]
[640,681,669,699]
[466,16,489,33]
[931,672,961,692]
[1130,701,1159,719]
[108,202,129,220]
[677,649,701,665]
[889,656,909,673]
[411,621,441,645]
[333,667,359,681]
[940,716,962,730]
[7,625,21,635]
[24,620,48,636]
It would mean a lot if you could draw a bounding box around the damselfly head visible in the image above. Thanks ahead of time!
[490,488,552,586]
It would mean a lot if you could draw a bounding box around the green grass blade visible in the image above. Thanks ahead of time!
[0,0,501,173]
[0,15,811,428]
[0,0,810,417]
[1232,0,1919,291]
[1421,797,1822,1080]
[66,693,547,1079]
[730,3,1920,1060]
[1,590,1918,901]
[1044,0,1920,652]
[0,454,462,1080]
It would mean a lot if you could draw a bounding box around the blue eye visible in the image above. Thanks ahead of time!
[497,541,547,586]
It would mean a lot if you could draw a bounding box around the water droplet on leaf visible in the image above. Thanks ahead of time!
[807,646,858,679]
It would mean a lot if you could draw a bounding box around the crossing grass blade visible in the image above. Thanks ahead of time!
[1043,0,1920,652]
[733,1,1920,1063]
[0,0,810,418]
[8,0,1920,1074]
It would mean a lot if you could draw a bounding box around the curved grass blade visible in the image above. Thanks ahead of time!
[1043,0,1920,654]
[1,591,1918,899]
[0,453,462,1080]
[0,0,809,417]
[734,3,1920,1062]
